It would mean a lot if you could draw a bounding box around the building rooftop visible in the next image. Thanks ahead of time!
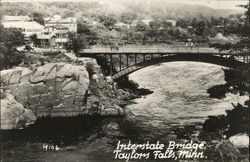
[45,17,77,24]
[3,16,31,22]
[45,25,69,30]
[2,21,44,30]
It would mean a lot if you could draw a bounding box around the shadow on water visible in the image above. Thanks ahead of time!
[0,115,122,145]
[0,113,182,146]
[0,114,157,146]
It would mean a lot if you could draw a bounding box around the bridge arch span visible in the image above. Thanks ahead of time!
[111,54,246,80]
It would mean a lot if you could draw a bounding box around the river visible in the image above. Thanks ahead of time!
[0,62,248,162]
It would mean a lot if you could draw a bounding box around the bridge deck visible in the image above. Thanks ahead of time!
[81,47,249,55]
[80,51,247,56]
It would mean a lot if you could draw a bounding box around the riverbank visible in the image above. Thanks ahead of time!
[200,65,249,161]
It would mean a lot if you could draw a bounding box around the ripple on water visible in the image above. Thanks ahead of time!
[128,62,248,130]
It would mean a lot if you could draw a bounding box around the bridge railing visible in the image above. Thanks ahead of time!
[82,46,221,53]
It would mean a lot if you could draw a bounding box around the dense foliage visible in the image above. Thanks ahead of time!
[72,13,246,46]
[0,26,26,70]
[66,33,87,54]
[31,12,45,25]
[209,4,250,52]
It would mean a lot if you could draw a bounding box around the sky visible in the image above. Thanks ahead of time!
[1,0,248,10]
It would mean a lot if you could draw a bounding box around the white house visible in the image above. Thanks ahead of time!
[45,15,77,33]
[2,15,31,22]
[131,19,153,27]
[114,22,130,29]
[2,21,44,37]
[2,16,44,37]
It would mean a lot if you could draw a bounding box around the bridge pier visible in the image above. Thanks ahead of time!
[110,55,113,75]
[119,54,122,71]
[126,54,129,67]
[104,54,107,65]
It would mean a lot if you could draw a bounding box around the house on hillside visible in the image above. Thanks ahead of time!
[37,33,56,48]
[3,15,77,48]
[3,15,31,22]
[208,33,240,46]
[35,15,78,48]
[45,15,77,33]
[37,25,70,48]
[2,16,44,38]
[3,21,44,37]
[114,22,130,29]
[131,19,153,28]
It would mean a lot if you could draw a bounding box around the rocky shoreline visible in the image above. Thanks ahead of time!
[200,65,249,161]
[0,51,151,130]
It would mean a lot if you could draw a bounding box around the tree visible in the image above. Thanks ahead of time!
[149,19,161,30]
[161,20,173,29]
[77,21,98,45]
[120,12,136,24]
[66,33,87,54]
[176,18,188,28]
[195,20,207,36]
[32,12,45,25]
[0,27,26,69]
[210,3,249,52]
[235,3,250,51]
[98,15,117,30]
[30,34,39,46]
[121,30,137,44]
[0,28,25,49]
[135,20,148,31]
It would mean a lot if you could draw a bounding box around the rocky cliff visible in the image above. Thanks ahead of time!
[1,58,126,130]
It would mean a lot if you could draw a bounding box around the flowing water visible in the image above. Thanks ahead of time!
[0,62,248,162]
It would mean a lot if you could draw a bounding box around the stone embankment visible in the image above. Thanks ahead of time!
[1,53,131,130]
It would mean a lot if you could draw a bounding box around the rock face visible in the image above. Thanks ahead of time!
[75,58,126,116]
[1,63,91,129]
[1,94,36,129]
[1,57,127,130]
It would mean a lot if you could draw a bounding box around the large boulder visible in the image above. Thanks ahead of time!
[1,93,36,129]
[1,63,90,129]
[1,61,126,130]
